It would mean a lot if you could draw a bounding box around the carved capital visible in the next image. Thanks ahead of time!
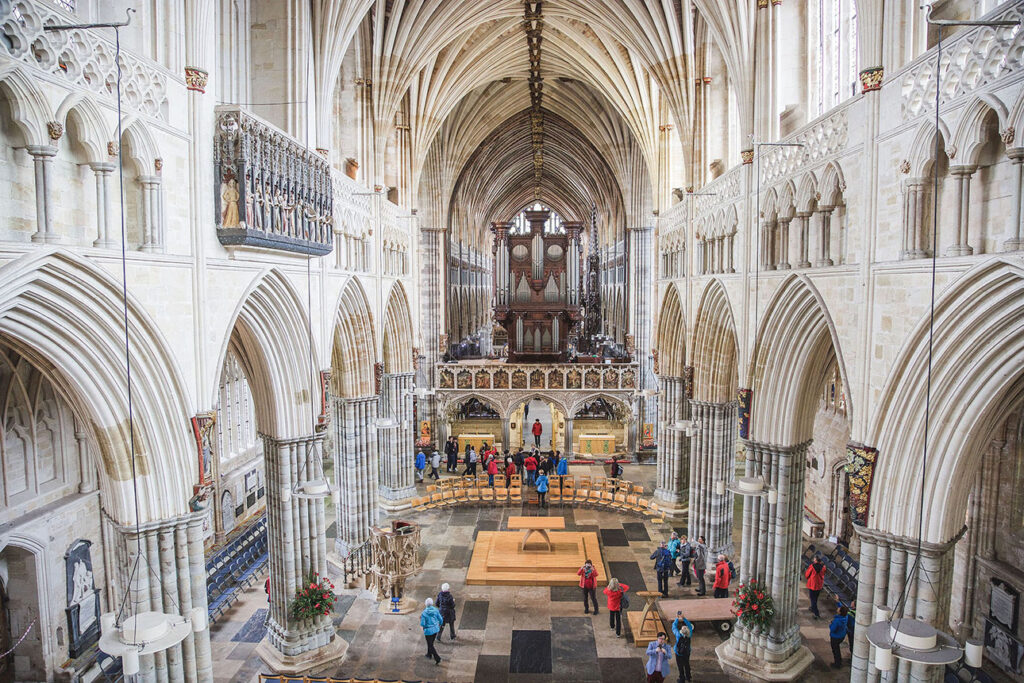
[1001,126,1015,146]
[899,159,911,174]
[47,121,64,141]
[859,66,884,93]
[107,141,119,157]
[154,157,163,172]
[184,66,209,93]
[740,149,754,165]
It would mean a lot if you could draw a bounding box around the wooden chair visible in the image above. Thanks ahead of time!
[441,489,456,506]
[600,491,615,507]
[477,474,489,488]
[439,478,454,490]
[578,475,592,489]
[467,487,481,504]
[495,474,506,489]
[631,484,644,496]
[426,484,439,494]
[454,487,469,504]
[562,476,575,489]
[481,487,494,504]
[644,501,660,517]
[426,492,444,509]
[509,487,523,504]
[636,497,650,514]
[549,488,561,505]
[561,486,575,506]
[612,492,629,510]
[575,488,590,505]
[625,494,643,513]
[510,474,522,488]
[413,496,430,511]
[494,487,509,505]
[549,475,561,489]
[588,488,603,505]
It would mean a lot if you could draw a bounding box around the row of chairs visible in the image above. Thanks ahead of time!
[433,474,642,496]
[802,542,859,607]
[206,517,269,623]
[412,485,665,522]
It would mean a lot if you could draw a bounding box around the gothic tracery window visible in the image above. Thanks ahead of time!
[0,346,77,506]
[811,0,859,117]
[216,350,258,464]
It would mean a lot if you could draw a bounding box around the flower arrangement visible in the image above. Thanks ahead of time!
[732,578,775,631]
[289,572,335,620]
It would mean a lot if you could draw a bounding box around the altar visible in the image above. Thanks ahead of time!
[457,433,497,452]
[467,516,606,586]
[578,433,615,455]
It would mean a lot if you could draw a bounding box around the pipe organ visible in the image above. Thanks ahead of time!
[491,208,583,361]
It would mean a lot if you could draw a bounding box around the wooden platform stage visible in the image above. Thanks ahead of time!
[466,525,607,586]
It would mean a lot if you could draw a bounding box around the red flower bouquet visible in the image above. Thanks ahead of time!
[731,578,775,631]
[289,572,336,620]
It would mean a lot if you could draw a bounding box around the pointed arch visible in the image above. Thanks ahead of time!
[795,171,819,213]
[56,93,107,160]
[655,283,686,377]
[819,162,846,207]
[0,65,51,145]
[116,117,159,175]
[868,258,1024,541]
[908,119,952,177]
[332,278,376,398]
[0,249,193,523]
[951,94,1009,166]
[217,269,318,440]
[382,281,414,374]
[690,279,739,404]
[748,274,851,445]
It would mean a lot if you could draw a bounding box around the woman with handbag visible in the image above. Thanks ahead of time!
[603,577,630,637]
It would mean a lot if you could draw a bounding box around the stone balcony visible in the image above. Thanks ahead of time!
[213,106,334,256]
[436,360,639,393]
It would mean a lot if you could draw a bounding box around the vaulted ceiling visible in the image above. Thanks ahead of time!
[311,0,759,247]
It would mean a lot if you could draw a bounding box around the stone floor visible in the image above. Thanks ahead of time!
[210,463,856,682]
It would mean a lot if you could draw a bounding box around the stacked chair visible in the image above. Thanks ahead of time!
[205,516,269,623]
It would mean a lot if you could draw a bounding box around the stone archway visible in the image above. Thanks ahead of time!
[718,274,849,680]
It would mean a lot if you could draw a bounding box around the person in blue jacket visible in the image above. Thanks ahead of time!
[670,611,694,682]
[420,598,443,664]
[536,471,549,508]
[556,454,568,478]
[650,541,675,597]
[829,605,848,669]
[415,450,426,482]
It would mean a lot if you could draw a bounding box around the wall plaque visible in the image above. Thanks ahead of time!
[990,579,1019,632]
[65,540,100,658]
[984,617,1023,675]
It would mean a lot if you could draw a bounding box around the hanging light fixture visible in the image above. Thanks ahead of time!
[44,10,208,674]
[714,476,778,505]
[864,7,1019,670]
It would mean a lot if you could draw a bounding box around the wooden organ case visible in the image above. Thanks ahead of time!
[491,208,583,362]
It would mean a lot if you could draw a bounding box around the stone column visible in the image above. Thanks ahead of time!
[946,165,976,257]
[112,512,213,683]
[263,434,335,658]
[901,179,930,259]
[89,162,117,248]
[726,232,735,273]
[815,207,835,267]
[776,218,791,269]
[138,175,163,252]
[627,225,656,440]
[850,526,963,683]
[74,417,98,493]
[418,225,446,438]
[378,372,415,505]
[687,400,737,556]
[1005,148,1024,251]
[27,145,58,244]
[795,211,812,268]
[562,417,573,458]
[333,396,379,556]
[717,440,813,680]
[654,376,687,514]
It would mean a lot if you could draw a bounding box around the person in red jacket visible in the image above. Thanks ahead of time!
[505,457,517,481]
[524,453,538,486]
[712,554,731,598]
[487,457,499,487]
[578,559,599,615]
[603,578,630,637]
[532,418,543,447]
[805,555,826,619]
